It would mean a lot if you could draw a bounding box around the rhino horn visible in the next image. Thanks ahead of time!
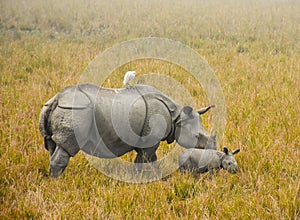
[232,149,240,155]
[197,105,215,115]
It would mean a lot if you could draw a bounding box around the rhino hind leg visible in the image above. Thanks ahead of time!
[44,136,56,156]
[50,146,70,178]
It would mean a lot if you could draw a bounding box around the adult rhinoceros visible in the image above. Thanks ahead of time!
[39,83,214,178]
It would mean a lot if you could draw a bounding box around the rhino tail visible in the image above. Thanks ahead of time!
[39,95,58,154]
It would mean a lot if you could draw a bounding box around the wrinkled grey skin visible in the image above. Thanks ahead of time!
[39,83,214,178]
[200,134,217,150]
[178,147,240,176]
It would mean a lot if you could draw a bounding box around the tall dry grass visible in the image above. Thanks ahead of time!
[0,0,299,219]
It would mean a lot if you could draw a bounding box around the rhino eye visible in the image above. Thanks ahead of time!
[228,162,232,166]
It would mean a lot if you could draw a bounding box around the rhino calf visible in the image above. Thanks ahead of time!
[178,147,240,176]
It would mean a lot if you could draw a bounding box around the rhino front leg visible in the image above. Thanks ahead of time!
[134,144,159,173]
[50,146,70,178]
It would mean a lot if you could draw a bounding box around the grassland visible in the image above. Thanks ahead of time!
[0,0,299,219]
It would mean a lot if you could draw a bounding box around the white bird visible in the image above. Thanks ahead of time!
[123,70,136,86]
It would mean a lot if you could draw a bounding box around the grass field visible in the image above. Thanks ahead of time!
[0,0,299,219]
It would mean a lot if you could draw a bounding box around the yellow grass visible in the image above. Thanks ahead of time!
[0,0,299,219]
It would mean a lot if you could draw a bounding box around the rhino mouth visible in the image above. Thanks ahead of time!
[228,167,238,174]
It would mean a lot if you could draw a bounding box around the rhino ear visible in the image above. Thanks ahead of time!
[182,106,193,115]
[232,149,240,155]
[223,147,229,155]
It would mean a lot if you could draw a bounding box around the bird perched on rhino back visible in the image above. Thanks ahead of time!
[123,70,136,87]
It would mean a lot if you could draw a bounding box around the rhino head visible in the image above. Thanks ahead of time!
[174,105,214,149]
[221,147,240,174]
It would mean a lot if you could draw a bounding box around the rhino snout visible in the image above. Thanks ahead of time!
[227,166,238,174]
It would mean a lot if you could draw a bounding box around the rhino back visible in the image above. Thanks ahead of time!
[56,84,100,109]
